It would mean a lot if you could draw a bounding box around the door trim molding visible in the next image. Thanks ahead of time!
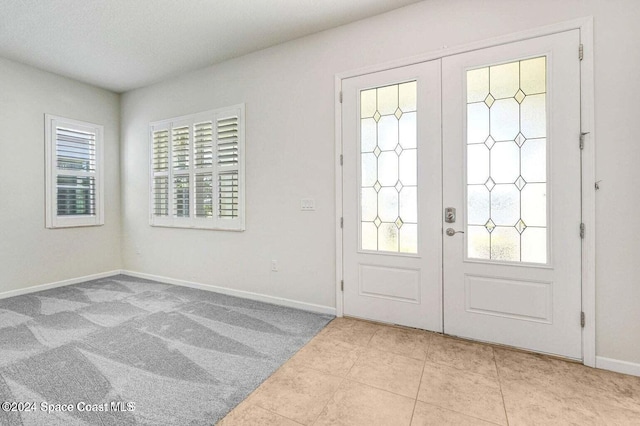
[335,16,596,367]
[577,18,596,369]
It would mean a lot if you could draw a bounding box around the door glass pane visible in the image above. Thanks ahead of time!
[360,81,417,254]
[466,56,547,263]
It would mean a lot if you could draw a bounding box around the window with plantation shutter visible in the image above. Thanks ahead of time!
[149,104,245,230]
[45,115,104,228]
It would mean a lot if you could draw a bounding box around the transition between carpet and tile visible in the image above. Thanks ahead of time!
[219,317,640,426]
[0,274,333,425]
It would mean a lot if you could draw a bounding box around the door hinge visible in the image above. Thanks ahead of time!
[580,223,585,239]
[339,91,343,103]
[579,44,584,61]
[579,132,589,150]
[341,280,344,291]
[340,154,343,166]
[340,217,343,228]
[580,311,585,328]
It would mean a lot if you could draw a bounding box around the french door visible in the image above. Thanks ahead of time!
[342,30,583,359]
[342,60,442,331]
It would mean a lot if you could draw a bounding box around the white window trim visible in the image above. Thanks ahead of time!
[45,114,104,228]
[149,104,245,231]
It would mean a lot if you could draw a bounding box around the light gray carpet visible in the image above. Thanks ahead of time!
[0,275,333,425]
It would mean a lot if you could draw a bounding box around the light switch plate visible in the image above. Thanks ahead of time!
[300,198,315,211]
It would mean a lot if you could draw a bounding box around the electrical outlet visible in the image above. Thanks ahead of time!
[271,260,278,272]
[300,198,315,211]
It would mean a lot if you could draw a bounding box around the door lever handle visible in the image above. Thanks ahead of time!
[445,228,464,236]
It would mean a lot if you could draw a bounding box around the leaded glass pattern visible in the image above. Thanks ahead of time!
[360,81,418,254]
[466,57,547,264]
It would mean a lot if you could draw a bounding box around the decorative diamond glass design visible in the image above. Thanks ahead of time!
[484,136,495,150]
[360,81,418,254]
[484,94,495,108]
[466,56,547,263]
[485,219,496,233]
[484,177,496,191]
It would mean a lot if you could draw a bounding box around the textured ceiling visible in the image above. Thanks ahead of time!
[0,0,422,93]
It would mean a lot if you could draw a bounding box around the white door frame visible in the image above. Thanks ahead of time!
[334,17,596,367]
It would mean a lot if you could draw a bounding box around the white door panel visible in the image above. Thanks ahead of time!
[442,30,582,359]
[342,60,442,331]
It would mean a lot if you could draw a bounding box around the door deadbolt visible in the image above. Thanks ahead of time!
[445,207,456,223]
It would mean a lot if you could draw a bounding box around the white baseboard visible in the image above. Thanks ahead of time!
[122,270,337,316]
[0,270,123,300]
[596,356,640,377]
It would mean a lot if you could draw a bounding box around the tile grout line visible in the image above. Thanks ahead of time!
[230,400,305,426]
[253,405,306,425]
[408,400,419,426]
[336,329,433,400]
[342,376,423,401]
[308,323,369,426]
[423,343,500,379]
[250,363,347,426]
[493,348,511,426]
[312,324,427,424]
[409,346,429,426]
[344,329,372,376]
[309,375,347,425]
[364,325,381,346]
[417,402,506,426]
[421,338,508,425]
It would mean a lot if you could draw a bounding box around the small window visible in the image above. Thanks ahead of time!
[45,115,104,228]
[149,104,245,230]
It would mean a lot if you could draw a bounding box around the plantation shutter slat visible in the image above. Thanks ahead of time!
[215,112,241,220]
[174,175,190,218]
[56,175,96,217]
[218,172,238,218]
[216,116,239,166]
[56,126,96,173]
[153,176,169,216]
[194,121,213,169]
[172,126,190,170]
[195,173,213,218]
[152,130,169,172]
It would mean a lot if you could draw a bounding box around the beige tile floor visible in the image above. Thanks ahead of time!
[218,317,640,425]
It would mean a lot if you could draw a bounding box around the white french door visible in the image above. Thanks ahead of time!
[342,30,583,359]
[442,30,582,358]
[342,60,442,331]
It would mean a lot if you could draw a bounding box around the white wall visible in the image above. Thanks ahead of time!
[0,58,122,290]
[120,0,640,365]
